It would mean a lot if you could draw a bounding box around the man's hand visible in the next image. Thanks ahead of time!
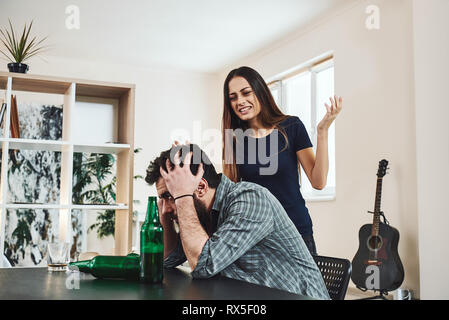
[160,148,207,270]
[157,198,173,226]
[159,150,204,199]
[172,140,191,147]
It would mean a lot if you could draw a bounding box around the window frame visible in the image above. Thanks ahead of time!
[268,56,336,202]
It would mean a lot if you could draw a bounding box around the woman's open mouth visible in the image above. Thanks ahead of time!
[238,106,252,115]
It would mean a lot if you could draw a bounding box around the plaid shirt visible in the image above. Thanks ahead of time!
[164,174,330,300]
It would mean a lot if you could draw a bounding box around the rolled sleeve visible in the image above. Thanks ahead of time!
[191,240,215,278]
[191,189,273,279]
[163,236,186,269]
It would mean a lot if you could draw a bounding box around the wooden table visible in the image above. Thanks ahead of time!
[0,267,312,300]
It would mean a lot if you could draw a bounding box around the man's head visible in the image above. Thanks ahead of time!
[145,144,220,232]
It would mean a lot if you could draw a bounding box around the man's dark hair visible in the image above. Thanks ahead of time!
[145,144,221,188]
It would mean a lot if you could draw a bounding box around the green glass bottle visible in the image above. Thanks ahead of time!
[140,196,164,283]
[68,253,140,280]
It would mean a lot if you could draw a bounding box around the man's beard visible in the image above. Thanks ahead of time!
[193,195,212,236]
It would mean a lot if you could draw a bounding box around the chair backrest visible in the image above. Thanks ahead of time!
[313,255,352,300]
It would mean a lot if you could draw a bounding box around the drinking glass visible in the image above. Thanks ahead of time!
[47,242,70,272]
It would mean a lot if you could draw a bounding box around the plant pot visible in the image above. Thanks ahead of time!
[7,62,29,74]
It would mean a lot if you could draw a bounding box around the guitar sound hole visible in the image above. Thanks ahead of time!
[367,235,383,251]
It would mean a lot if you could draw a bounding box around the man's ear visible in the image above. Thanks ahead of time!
[195,178,209,198]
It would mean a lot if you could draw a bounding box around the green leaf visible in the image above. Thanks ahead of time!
[17,23,27,60]
[8,19,19,61]
[0,29,16,60]
[12,219,32,248]
[21,20,33,54]
[22,37,48,62]
[21,35,36,59]
[0,49,13,62]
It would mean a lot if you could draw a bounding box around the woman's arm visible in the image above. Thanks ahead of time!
[296,96,342,190]
[297,145,327,190]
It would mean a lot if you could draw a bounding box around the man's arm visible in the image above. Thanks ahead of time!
[191,190,273,279]
[174,197,209,270]
[163,234,187,268]
[158,149,206,269]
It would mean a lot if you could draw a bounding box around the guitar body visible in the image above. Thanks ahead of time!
[351,222,404,291]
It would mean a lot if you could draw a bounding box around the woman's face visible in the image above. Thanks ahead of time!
[228,76,261,123]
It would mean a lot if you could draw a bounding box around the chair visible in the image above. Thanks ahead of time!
[313,255,352,300]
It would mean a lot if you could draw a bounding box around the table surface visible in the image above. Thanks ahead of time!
[0,267,312,300]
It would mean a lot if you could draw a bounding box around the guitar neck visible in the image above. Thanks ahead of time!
[371,177,383,236]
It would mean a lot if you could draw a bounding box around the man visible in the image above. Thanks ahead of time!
[145,144,329,300]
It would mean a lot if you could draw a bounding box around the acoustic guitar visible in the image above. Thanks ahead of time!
[351,159,404,292]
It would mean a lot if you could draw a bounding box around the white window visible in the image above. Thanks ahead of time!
[269,58,336,201]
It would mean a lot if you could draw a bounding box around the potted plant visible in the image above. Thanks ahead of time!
[0,19,48,73]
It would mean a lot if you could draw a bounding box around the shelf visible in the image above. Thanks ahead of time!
[5,203,70,210]
[0,71,135,256]
[0,72,135,97]
[76,83,133,99]
[73,142,130,154]
[0,74,8,90]
[11,75,72,95]
[0,138,130,154]
[71,204,128,210]
[0,72,134,98]
[2,138,70,152]
[3,203,128,210]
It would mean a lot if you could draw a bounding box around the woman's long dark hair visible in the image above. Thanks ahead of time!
[222,66,289,182]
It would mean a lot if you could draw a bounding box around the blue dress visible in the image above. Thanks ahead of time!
[236,116,314,236]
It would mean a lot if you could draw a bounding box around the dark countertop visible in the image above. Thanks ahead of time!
[0,267,312,300]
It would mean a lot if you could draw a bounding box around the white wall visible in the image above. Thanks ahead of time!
[0,56,220,255]
[413,0,449,300]
[218,0,421,296]
[3,0,447,299]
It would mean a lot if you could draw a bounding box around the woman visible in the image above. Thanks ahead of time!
[221,66,342,255]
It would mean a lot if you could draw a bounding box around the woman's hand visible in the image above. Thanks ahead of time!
[317,95,343,132]
[159,150,204,199]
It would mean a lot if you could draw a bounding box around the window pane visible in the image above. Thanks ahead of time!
[268,81,282,109]
[284,72,311,133]
[268,59,336,201]
[3,209,60,267]
[316,67,334,130]
[283,72,313,191]
[270,87,280,107]
[316,66,335,189]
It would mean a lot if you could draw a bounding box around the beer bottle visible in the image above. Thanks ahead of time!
[68,253,140,280]
[140,196,164,283]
